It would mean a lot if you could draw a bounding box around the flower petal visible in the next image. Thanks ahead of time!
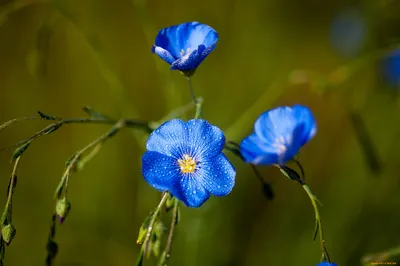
[183,119,225,160]
[152,45,177,65]
[239,133,280,165]
[196,154,235,196]
[155,24,183,59]
[292,105,317,146]
[171,173,210,208]
[186,23,218,50]
[146,119,188,158]
[202,30,219,48]
[170,45,207,71]
[142,151,180,192]
[254,106,297,144]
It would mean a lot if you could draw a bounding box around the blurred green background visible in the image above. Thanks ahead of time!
[1,0,400,265]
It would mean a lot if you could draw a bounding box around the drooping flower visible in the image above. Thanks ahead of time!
[315,262,338,266]
[240,105,317,165]
[151,22,218,75]
[142,119,235,208]
[382,49,400,88]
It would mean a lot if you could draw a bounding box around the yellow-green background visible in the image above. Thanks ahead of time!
[1,0,400,265]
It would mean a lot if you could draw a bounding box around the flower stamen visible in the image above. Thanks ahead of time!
[178,154,197,173]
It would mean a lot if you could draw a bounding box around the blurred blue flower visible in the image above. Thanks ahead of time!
[152,22,218,75]
[330,7,366,58]
[382,49,400,87]
[316,262,338,266]
[142,119,235,208]
[240,105,317,165]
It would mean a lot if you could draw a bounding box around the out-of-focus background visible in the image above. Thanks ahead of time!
[1,0,400,265]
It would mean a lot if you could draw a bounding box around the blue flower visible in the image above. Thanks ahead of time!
[382,49,400,88]
[151,22,218,74]
[316,262,338,266]
[142,119,235,208]
[239,105,317,165]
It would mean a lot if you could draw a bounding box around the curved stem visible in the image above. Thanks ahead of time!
[302,184,330,262]
[158,198,179,266]
[143,192,169,255]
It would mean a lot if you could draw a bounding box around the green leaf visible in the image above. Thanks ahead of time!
[37,111,57,120]
[11,142,31,162]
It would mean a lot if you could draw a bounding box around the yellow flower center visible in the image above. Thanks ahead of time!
[178,154,197,173]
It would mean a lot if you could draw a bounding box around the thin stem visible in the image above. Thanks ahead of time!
[0,116,41,133]
[6,157,20,213]
[362,244,400,265]
[186,77,197,104]
[143,192,170,255]
[62,119,126,197]
[302,184,330,262]
[1,157,21,226]
[47,119,127,265]
[1,114,152,152]
[158,198,179,266]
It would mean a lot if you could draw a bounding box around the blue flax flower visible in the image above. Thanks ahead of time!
[382,49,400,88]
[240,105,317,165]
[316,262,338,266]
[152,22,218,75]
[142,119,235,208]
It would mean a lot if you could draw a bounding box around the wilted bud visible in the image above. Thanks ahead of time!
[55,198,71,224]
[1,224,16,246]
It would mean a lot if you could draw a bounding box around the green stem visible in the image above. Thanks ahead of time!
[2,114,152,153]
[187,77,197,104]
[143,193,170,255]
[58,119,127,198]
[362,245,400,265]
[158,198,179,266]
[302,184,330,262]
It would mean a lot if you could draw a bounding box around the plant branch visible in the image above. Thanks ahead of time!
[158,198,179,266]
[302,184,330,262]
[0,111,153,152]
[143,192,169,256]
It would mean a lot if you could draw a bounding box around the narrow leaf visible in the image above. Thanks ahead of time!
[11,142,31,162]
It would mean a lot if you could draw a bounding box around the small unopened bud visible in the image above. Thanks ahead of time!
[165,194,175,212]
[56,198,71,224]
[2,224,16,246]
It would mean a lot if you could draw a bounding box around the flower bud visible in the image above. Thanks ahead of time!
[56,198,71,224]
[1,224,16,246]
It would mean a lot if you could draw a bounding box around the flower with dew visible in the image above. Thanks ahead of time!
[239,105,317,165]
[151,21,218,76]
[382,48,400,88]
[142,119,235,208]
[316,262,338,266]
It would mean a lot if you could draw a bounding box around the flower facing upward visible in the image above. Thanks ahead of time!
[240,105,317,165]
[142,119,235,208]
[316,262,338,266]
[152,22,218,74]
